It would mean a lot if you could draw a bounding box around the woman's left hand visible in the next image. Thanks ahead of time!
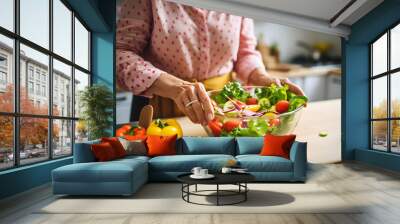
[248,67,305,96]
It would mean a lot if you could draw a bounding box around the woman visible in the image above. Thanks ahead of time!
[117,0,304,125]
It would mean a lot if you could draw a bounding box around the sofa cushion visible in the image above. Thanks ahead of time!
[53,158,147,183]
[181,137,235,155]
[147,135,177,157]
[101,137,127,158]
[236,137,264,155]
[73,140,100,163]
[91,142,118,162]
[149,154,235,172]
[260,134,296,159]
[236,155,293,172]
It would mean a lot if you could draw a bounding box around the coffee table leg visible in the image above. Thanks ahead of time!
[245,183,247,201]
[216,184,219,206]
[195,184,198,192]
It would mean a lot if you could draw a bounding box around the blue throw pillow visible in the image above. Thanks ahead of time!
[181,137,235,155]
[236,137,264,155]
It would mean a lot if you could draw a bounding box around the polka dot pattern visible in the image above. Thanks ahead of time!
[116,0,264,95]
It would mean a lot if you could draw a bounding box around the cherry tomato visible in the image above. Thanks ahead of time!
[269,118,281,127]
[223,120,241,133]
[208,119,223,136]
[276,100,290,113]
[246,97,258,105]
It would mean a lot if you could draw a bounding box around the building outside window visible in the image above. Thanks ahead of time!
[0,0,91,170]
[370,22,400,154]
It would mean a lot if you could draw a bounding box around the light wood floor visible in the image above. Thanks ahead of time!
[1,162,400,224]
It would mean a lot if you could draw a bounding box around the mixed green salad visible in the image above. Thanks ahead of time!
[207,81,308,137]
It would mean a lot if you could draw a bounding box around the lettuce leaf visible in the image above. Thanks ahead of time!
[288,95,308,111]
[255,84,288,105]
[211,81,250,105]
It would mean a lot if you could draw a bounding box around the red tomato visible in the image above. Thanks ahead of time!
[246,97,258,105]
[269,118,281,127]
[116,124,132,137]
[208,119,223,136]
[276,100,290,113]
[223,120,241,132]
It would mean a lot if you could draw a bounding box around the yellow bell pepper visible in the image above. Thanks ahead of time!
[146,119,183,138]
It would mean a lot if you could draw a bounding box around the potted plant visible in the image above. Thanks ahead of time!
[79,84,114,140]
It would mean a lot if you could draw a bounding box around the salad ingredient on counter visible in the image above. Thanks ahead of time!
[116,124,146,137]
[147,119,183,137]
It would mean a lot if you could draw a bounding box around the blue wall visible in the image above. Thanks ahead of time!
[0,0,116,200]
[343,0,400,171]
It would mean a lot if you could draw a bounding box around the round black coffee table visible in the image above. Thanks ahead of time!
[177,173,255,206]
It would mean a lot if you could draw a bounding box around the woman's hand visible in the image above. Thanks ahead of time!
[248,67,305,96]
[145,73,214,125]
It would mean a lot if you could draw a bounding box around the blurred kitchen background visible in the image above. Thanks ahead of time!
[254,21,341,102]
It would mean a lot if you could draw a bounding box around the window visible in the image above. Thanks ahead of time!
[35,83,40,95]
[0,54,7,88]
[28,81,34,94]
[75,18,90,70]
[28,67,34,80]
[371,22,400,154]
[0,54,7,67]
[0,0,14,32]
[0,71,6,85]
[0,0,91,170]
[42,85,46,97]
[35,70,40,81]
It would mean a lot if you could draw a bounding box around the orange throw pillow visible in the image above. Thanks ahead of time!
[260,134,296,159]
[91,142,118,161]
[124,135,147,141]
[146,135,177,157]
[101,137,127,158]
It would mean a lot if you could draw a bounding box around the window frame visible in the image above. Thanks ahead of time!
[0,0,92,171]
[370,20,400,154]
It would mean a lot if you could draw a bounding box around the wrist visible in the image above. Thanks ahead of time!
[248,67,271,86]
[146,73,187,99]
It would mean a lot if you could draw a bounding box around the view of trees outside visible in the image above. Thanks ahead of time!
[372,99,400,153]
[0,0,90,170]
[0,85,64,168]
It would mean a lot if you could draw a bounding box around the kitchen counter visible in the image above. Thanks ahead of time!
[174,99,341,164]
[268,65,341,79]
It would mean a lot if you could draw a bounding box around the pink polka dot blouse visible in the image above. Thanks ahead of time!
[116,0,264,96]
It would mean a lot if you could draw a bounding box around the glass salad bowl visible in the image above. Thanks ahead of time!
[203,84,307,137]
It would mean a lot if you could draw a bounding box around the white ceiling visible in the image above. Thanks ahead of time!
[169,0,384,37]
[226,0,352,22]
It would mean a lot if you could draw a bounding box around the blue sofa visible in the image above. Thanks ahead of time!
[52,137,307,196]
